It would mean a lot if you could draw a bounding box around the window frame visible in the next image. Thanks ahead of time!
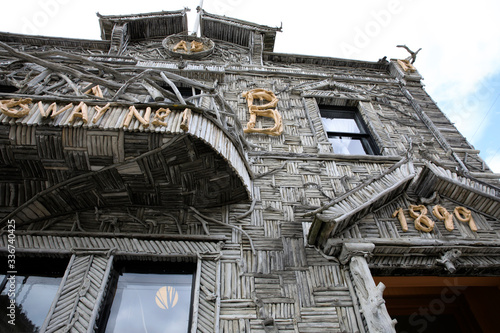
[319,105,379,155]
[0,256,69,333]
[97,259,197,333]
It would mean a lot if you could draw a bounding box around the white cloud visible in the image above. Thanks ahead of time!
[483,147,500,173]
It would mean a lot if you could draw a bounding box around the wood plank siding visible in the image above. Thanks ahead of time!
[0,9,499,333]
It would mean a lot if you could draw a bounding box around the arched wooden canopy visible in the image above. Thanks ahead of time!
[0,103,251,226]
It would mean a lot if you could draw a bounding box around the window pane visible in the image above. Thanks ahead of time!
[321,117,361,134]
[1,275,62,332]
[329,136,367,155]
[105,273,193,333]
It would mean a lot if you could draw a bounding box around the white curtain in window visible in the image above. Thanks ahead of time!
[322,118,359,154]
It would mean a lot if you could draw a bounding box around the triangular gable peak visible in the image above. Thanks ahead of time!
[97,9,189,56]
[414,161,500,218]
[308,159,500,254]
[199,10,280,52]
[307,157,416,247]
[98,10,189,41]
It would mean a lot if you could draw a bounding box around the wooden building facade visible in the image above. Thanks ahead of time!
[1,9,500,333]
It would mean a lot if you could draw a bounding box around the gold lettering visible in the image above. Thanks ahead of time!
[190,40,204,52]
[85,85,104,98]
[432,205,454,231]
[454,207,477,232]
[392,207,408,232]
[38,101,73,119]
[242,88,283,136]
[173,40,188,52]
[409,204,434,232]
[68,101,88,124]
[92,103,111,124]
[38,101,53,118]
[180,108,192,132]
[393,205,479,233]
[123,105,151,128]
[152,108,171,127]
[0,98,32,118]
[51,103,73,119]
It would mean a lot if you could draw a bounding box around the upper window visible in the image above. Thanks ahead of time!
[0,84,18,93]
[320,105,379,155]
[0,257,68,333]
[99,260,196,333]
[165,86,201,98]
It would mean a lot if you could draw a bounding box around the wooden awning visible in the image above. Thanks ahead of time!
[414,162,500,218]
[0,103,251,226]
[307,158,416,247]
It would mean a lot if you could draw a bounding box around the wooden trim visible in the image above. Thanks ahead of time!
[87,255,114,333]
[39,254,76,333]
[190,258,203,333]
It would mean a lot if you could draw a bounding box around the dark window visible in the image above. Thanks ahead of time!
[0,84,18,93]
[0,257,68,333]
[165,86,201,99]
[320,105,379,155]
[373,276,500,333]
[99,261,196,333]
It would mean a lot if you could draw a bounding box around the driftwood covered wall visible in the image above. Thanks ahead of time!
[0,9,499,333]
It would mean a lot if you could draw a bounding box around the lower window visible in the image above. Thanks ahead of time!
[0,257,68,333]
[99,260,196,333]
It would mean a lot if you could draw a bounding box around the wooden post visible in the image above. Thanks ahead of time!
[340,243,397,333]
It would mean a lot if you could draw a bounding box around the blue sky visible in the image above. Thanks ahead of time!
[1,0,499,172]
[436,72,500,171]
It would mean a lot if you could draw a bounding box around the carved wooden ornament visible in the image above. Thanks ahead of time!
[163,36,214,59]
[173,40,204,53]
[408,204,435,232]
[151,108,171,127]
[242,88,283,136]
[0,98,32,118]
[454,206,477,232]
[432,205,454,231]
[397,59,417,73]
[180,108,192,132]
[173,40,189,52]
[190,40,204,52]
[85,85,104,98]
[393,205,478,233]
[392,207,408,232]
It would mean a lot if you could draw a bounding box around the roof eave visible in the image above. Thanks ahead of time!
[307,158,416,247]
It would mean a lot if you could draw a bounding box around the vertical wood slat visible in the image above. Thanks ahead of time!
[191,258,203,333]
[87,255,114,333]
[43,254,113,333]
[45,255,91,333]
[215,258,221,333]
[195,259,220,333]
